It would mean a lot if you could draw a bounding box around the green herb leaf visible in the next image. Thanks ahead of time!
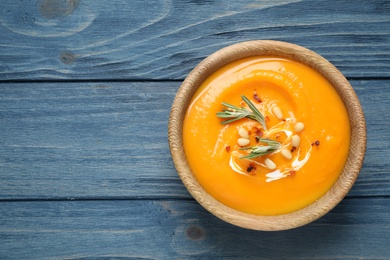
[216,95,267,130]
[239,138,281,159]
[241,95,267,130]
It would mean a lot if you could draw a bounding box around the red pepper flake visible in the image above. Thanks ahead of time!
[276,134,280,139]
[247,163,256,173]
[225,146,231,153]
[289,170,296,177]
[254,127,263,137]
[291,146,296,152]
[253,92,262,103]
[311,140,320,146]
[265,115,270,122]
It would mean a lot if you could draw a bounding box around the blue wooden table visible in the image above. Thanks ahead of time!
[1,1,389,259]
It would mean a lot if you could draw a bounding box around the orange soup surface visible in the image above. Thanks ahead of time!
[183,57,350,215]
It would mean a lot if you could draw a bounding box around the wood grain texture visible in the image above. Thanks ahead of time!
[0,0,389,80]
[1,0,389,258]
[0,80,388,200]
[0,198,389,259]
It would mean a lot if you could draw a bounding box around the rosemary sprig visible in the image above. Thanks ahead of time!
[239,138,281,159]
[216,95,267,130]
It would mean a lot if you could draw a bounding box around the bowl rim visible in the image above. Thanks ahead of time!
[168,40,367,231]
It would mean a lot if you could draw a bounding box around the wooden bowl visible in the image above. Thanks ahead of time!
[168,40,366,231]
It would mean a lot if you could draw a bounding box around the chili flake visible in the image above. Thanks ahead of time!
[247,163,256,172]
[311,140,320,146]
[253,127,263,137]
[253,92,262,103]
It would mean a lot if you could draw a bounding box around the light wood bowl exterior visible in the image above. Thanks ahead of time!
[168,40,366,231]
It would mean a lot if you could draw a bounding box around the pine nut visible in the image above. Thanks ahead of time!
[294,122,305,132]
[238,127,249,138]
[291,135,300,148]
[272,106,283,120]
[237,138,250,147]
[281,148,292,160]
[264,158,277,170]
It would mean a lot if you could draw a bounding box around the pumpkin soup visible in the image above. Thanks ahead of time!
[183,57,350,216]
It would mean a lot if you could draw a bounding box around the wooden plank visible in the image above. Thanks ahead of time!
[0,198,389,259]
[0,80,389,199]
[350,81,390,197]
[0,81,187,199]
[0,0,389,80]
